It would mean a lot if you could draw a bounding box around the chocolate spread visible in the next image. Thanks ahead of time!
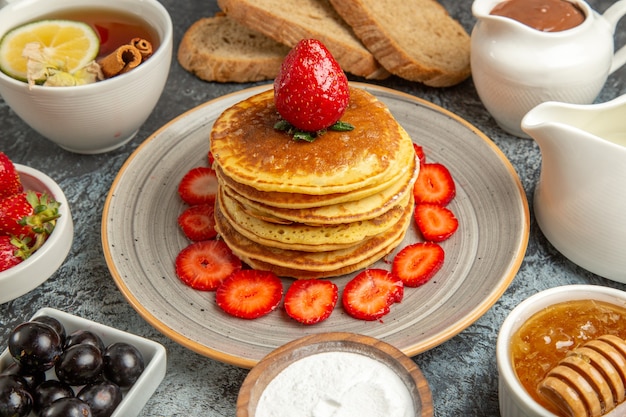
[490,0,585,32]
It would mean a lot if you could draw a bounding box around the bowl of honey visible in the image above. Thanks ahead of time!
[497,285,626,417]
[0,0,172,154]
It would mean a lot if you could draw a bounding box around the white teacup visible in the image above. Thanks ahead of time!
[0,0,172,154]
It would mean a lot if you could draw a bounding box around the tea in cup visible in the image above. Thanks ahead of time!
[0,0,173,153]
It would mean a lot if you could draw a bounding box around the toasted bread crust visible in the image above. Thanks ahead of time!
[217,0,389,80]
[329,0,471,87]
[177,14,290,83]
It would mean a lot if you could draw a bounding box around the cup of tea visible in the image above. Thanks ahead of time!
[0,0,173,154]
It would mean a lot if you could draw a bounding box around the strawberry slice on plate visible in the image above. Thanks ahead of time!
[216,270,284,319]
[175,240,242,291]
[284,279,338,325]
[342,269,403,321]
[413,143,426,167]
[178,166,218,206]
[414,203,459,242]
[392,242,444,287]
[177,204,217,242]
[0,152,23,200]
[413,162,456,206]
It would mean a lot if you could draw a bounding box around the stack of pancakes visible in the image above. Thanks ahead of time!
[210,87,418,279]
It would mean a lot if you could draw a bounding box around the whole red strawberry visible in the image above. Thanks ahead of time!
[274,39,350,132]
[0,235,31,272]
[0,152,23,200]
[0,191,60,250]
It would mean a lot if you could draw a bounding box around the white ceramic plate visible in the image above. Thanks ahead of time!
[102,83,529,368]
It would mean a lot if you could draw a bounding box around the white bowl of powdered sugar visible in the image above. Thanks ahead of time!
[237,332,433,417]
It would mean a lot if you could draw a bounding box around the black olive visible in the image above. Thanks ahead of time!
[77,381,122,417]
[33,379,75,414]
[102,342,144,388]
[55,344,103,386]
[31,316,67,344]
[8,322,63,372]
[0,374,33,417]
[0,361,45,392]
[40,397,92,417]
[64,330,105,353]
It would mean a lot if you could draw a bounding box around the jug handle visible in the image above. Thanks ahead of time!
[603,0,626,74]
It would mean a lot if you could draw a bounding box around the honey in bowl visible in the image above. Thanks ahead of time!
[510,299,626,415]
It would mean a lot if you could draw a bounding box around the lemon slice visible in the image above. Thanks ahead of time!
[0,19,99,82]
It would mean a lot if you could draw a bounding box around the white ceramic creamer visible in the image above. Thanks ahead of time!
[521,95,626,283]
[471,0,626,137]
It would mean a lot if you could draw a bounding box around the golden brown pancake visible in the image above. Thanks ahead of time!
[214,194,414,279]
[210,86,419,279]
[218,186,411,251]
[210,87,413,195]
[220,153,417,225]
[214,163,406,209]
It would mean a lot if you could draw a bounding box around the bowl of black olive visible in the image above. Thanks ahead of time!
[0,307,166,417]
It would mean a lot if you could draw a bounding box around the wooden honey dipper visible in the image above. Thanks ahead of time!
[538,335,626,417]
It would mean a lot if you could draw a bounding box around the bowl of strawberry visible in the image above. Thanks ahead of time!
[0,152,73,304]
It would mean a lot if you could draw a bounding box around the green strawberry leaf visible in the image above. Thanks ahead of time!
[274,120,354,142]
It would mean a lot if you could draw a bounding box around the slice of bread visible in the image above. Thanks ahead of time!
[177,13,291,83]
[216,0,389,80]
[329,0,471,87]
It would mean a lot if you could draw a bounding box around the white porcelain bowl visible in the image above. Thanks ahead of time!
[497,285,626,417]
[0,307,167,417]
[0,164,73,304]
[0,0,173,154]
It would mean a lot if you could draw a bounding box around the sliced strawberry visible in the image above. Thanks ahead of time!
[284,279,338,325]
[216,270,283,319]
[0,153,23,200]
[392,242,444,287]
[413,143,426,166]
[414,203,459,242]
[177,204,217,242]
[274,39,350,132]
[174,240,242,291]
[207,151,215,167]
[413,163,456,206]
[178,167,218,206]
[342,269,403,321]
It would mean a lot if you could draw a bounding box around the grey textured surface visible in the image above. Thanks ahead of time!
[1,0,625,415]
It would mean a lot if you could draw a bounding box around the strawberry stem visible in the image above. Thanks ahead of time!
[10,235,34,260]
[18,190,60,239]
[274,119,354,142]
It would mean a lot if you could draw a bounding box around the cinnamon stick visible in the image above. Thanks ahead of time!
[130,37,153,59]
[98,44,142,78]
